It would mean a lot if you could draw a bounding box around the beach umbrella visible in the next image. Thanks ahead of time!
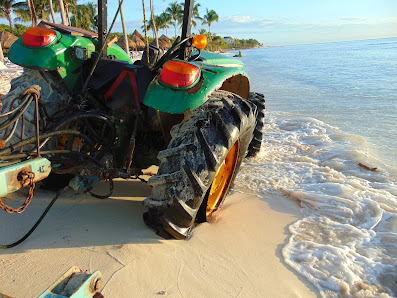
[0,31,18,49]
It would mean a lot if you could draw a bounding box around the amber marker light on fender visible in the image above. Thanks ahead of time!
[159,60,201,89]
[22,27,58,47]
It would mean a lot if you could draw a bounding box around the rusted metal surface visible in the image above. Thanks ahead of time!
[0,158,51,198]
[220,74,250,99]
[0,170,35,214]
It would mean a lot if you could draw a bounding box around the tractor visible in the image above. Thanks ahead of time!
[0,0,265,241]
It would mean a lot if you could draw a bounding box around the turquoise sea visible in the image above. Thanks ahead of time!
[230,38,397,296]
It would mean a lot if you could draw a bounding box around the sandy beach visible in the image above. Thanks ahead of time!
[0,179,318,297]
[0,73,318,297]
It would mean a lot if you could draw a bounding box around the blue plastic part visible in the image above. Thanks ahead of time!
[38,266,102,298]
[68,172,99,192]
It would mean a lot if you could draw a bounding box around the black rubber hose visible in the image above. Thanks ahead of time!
[0,150,105,168]
[0,149,71,160]
[0,129,95,156]
[0,94,32,118]
[3,118,19,143]
[0,186,68,249]
[152,37,190,71]
[0,95,33,130]
[89,179,114,199]
[41,113,116,158]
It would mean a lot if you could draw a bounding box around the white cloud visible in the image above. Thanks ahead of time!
[226,15,256,23]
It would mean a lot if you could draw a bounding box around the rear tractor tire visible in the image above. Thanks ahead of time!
[144,90,256,239]
[0,69,70,143]
[247,92,265,157]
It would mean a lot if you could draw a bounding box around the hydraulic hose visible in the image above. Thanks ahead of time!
[0,95,33,130]
[0,94,32,118]
[0,186,69,249]
[0,130,95,156]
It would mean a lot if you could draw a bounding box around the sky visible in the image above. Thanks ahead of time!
[102,0,397,46]
[3,0,397,46]
[105,0,397,46]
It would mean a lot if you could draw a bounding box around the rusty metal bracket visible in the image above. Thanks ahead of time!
[0,158,51,198]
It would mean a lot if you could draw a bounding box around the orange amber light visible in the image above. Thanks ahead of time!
[192,34,207,50]
[159,60,200,88]
[22,27,57,47]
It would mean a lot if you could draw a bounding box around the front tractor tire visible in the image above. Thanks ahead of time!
[144,90,256,239]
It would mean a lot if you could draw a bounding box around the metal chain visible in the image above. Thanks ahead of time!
[0,170,35,214]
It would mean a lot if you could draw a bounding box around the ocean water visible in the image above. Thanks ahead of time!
[230,38,397,297]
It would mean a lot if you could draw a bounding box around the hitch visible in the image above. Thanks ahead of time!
[38,266,103,298]
[0,158,51,197]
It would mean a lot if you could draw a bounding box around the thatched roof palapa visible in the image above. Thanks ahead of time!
[0,31,18,49]
[150,35,172,50]
[132,29,145,42]
[116,35,137,50]
[159,35,172,49]
[159,34,171,42]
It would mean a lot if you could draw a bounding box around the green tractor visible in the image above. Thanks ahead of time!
[0,0,265,240]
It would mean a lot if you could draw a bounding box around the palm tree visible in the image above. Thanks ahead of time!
[14,0,50,24]
[48,0,56,23]
[0,0,26,34]
[141,16,157,39]
[25,0,36,26]
[63,0,76,25]
[159,12,171,36]
[202,8,218,36]
[180,2,200,28]
[149,0,158,47]
[53,0,72,25]
[58,0,67,24]
[70,2,96,30]
[165,1,182,37]
[198,28,206,35]
[32,0,49,21]
[191,3,201,28]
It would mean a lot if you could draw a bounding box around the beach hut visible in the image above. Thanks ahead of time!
[132,30,145,42]
[150,35,172,50]
[0,31,18,49]
[159,35,172,49]
[131,30,146,51]
[116,35,137,51]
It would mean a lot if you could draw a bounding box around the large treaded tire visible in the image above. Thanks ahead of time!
[0,69,70,142]
[144,90,256,239]
[247,92,265,157]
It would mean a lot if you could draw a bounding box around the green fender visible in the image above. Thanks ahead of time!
[143,60,249,114]
[9,32,132,91]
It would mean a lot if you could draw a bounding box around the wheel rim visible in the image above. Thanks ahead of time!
[206,140,240,219]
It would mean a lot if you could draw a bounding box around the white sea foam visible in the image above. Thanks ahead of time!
[234,111,397,297]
